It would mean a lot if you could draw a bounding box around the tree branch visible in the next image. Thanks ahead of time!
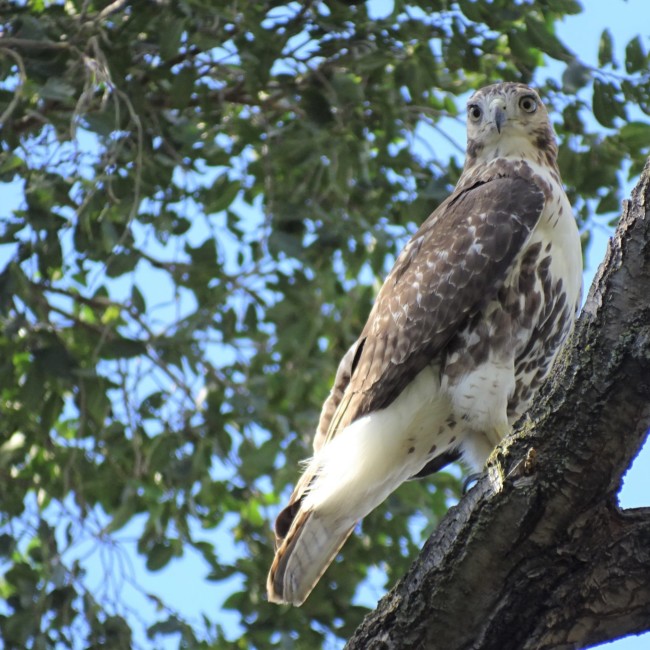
[528,506,650,649]
[347,157,650,650]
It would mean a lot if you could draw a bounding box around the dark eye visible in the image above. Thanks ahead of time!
[468,104,482,121]
[519,95,538,113]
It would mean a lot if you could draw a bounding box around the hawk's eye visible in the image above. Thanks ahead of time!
[468,104,482,121]
[519,95,538,113]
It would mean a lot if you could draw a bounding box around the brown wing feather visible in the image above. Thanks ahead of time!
[322,175,545,445]
[311,340,361,453]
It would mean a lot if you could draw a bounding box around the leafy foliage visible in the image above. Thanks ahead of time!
[0,0,648,648]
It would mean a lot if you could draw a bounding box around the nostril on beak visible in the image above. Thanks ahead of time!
[489,98,507,133]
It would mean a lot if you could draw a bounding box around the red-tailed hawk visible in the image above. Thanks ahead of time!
[267,82,583,606]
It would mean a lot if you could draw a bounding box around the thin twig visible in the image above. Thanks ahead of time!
[0,37,70,50]
[0,47,26,126]
[95,0,129,22]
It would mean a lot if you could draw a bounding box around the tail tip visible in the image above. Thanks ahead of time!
[266,575,306,607]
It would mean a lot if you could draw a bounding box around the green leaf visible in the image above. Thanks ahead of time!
[83,112,117,137]
[0,154,26,178]
[545,0,582,14]
[508,30,539,69]
[160,19,184,61]
[5,562,39,596]
[592,80,619,128]
[625,35,646,73]
[205,175,241,214]
[105,498,137,534]
[596,193,619,215]
[268,230,304,259]
[146,541,175,571]
[222,589,248,611]
[598,29,614,67]
[0,534,16,557]
[100,218,120,251]
[79,376,112,426]
[105,251,139,277]
[185,238,218,267]
[32,342,76,381]
[39,78,76,102]
[524,16,570,60]
[130,284,146,312]
[619,121,650,146]
[147,616,185,638]
[238,438,277,482]
[206,564,238,581]
[170,68,196,109]
[458,0,488,23]
[102,337,147,359]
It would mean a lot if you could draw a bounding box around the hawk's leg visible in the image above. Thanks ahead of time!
[462,472,482,493]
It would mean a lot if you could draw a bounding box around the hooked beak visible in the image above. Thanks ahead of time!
[490,100,507,133]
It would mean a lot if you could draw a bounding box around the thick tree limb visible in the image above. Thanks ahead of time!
[346,157,650,650]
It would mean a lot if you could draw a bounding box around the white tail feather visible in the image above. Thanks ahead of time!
[302,365,449,516]
[268,365,455,605]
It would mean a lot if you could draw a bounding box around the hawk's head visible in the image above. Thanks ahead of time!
[464,82,558,170]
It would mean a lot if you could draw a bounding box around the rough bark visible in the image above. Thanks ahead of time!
[346,157,650,650]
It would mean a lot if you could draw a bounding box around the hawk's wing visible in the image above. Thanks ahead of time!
[314,175,545,452]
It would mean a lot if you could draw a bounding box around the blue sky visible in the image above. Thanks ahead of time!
[1,1,649,648]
